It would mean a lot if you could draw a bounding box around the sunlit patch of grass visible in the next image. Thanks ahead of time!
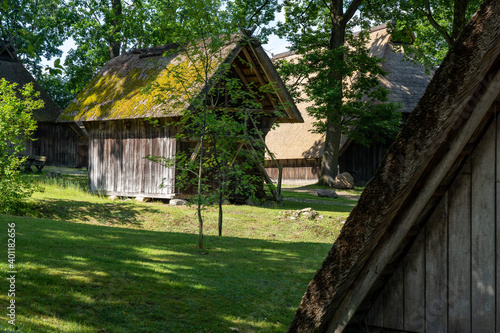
[0,216,334,332]
[0,168,359,331]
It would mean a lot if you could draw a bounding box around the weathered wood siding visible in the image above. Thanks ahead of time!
[363,116,499,332]
[265,158,321,181]
[25,122,82,167]
[87,119,176,198]
[265,141,390,185]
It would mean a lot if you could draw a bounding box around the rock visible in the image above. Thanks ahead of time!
[300,207,312,212]
[333,172,355,189]
[135,196,151,202]
[45,171,62,179]
[169,199,188,206]
[317,189,338,198]
[108,195,119,200]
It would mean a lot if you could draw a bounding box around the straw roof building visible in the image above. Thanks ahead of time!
[265,24,432,185]
[0,41,87,167]
[58,36,302,199]
[288,0,500,331]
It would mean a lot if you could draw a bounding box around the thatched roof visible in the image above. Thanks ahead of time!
[288,0,500,331]
[58,36,302,124]
[0,41,62,123]
[266,24,432,160]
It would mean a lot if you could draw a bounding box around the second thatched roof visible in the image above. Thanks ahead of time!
[0,41,62,123]
[266,24,432,160]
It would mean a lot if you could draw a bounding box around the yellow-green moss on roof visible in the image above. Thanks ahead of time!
[58,41,239,122]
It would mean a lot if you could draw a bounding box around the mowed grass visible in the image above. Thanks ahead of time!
[0,168,356,332]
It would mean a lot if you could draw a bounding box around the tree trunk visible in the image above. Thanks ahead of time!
[318,0,345,186]
[452,0,470,40]
[108,0,122,59]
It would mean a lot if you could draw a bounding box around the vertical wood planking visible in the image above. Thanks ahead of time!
[448,158,472,332]
[471,120,496,332]
[425,193,448,333]
[496,113,500,333]
[383,263,404,329]
[368,291,384,328]
[86,119,177,197]
[384,270,403,326]
[404,229,426,332]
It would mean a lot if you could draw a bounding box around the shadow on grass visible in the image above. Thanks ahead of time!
[0,216,330,333]
[26,199,165,228]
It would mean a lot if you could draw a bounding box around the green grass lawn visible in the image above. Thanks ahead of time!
[0,169,356,332]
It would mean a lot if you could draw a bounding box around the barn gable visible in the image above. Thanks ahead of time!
[58,35,302,199]
[355,104,499,332]
[287,0,500,332]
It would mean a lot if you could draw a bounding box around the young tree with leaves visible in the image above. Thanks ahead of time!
[0,79,43,214]
[276,0,401,186]
[145,0,280,248]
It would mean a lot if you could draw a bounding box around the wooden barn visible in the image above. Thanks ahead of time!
[287,0,500,332]
[57,37,302,199]
[265,24,432,185]
[0,41,88,168]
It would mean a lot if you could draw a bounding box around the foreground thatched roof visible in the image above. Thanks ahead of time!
[266,24,432,160]
[58,36,302,124]
[0,41,62,123]
[288,0,500,331]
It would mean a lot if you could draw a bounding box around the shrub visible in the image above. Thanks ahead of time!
[0,79,43,214]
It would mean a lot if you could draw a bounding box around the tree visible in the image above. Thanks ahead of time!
[0,0,67,67]
[0,79,43,214]
[367,0,482,69]
[146,0,281,248]
[276,0,401,186]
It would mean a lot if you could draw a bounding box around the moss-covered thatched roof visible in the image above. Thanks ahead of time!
[58,36,302,124]
[0,41,62,123]
[288,0,500,331]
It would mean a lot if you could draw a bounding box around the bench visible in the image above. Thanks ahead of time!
[22,155,47,173]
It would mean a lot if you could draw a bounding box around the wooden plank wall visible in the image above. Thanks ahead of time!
[25,122,80,167]
[265,141,391,185]
[364,115,499,332]
[87,119,176,198]
[265,158,321,181]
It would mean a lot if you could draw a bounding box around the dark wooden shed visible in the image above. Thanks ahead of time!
[287,0,500,331]
[58,37,302,199]
[0,41,87,168]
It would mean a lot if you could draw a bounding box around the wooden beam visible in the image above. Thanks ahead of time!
[240,46,279,111]
[247,43,287,109]
[232,60,262,106]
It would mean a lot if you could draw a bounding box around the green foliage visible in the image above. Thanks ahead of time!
[365,0,482,69]
[276,25,402,147]
[0,0,74,74]
[0,79,43,214]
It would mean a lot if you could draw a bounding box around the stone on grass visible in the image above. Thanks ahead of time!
[170,199,188,206]
[108,195,119,201]
[135,196,151,202]
[317,189,338,198]
[333,172,355,189]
